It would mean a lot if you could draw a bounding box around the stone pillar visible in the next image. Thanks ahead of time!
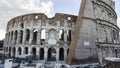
[45,30,48,42]
[36,47,40,59]
[56,48,59,62]
[44,47,48,61]
[64,48,67,61]
[57,21,60,26]
[29,30,33,44]
[9,32,11,44]
[16,31,20,44]
[22,30,26,44]
[15,47,18,57]
[57,29,60,41]
[12,31,15,44]
[11,47,13,57]
[64,30,67,42]
[21,47,24,55]
[28,47,31,55]
[37,30,40,44]
[109,47,113,57]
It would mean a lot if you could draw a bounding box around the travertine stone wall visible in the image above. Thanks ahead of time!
[72,0,119,63]
[4,13,77,62]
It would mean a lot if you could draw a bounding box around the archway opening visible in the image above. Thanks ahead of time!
[39,48,44,60]
[59,48,64,61]
[48,48,56,61]
[41,29,46,45]
[32,48,37,60]
[26,29,30,42]
[9,47,11,57]
[67,30,71,41]
[25,47,28,54]
[32,48,36,55]
[59,29,64,41]
[20,30,23,43]
[33,29,38,44]
[48,29,57,45]
[14,30,18,44]
[13,47,16,57]
[11,31,13,41]
[18,47,22,55]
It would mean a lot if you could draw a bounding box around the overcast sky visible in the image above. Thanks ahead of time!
[0,0,120,40]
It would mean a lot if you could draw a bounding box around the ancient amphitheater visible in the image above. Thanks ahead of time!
[3,13,77,62]
[3,0,120,65]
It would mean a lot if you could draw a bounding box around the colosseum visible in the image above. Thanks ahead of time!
[3,0,120,65]
[3,13,77,62]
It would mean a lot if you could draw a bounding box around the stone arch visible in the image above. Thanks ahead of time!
[41,29,46,45]
[9,47,11,57]
[6,47,8,52]
[20,23,24,28]
[32,47,36,55]
[32,29,38,44]
[13,47,16,57]
[20,30,23,43]
[48,47,56,61]
[11,31,13,41]
[26,29,30,41]
[8,32,10,41]
[112,30,118,42]
[48,29,57,45]
[18,47,22,55]
[24,47,28,54]
[32,47,37,60]
[39,48,44,60]
[59,29,64,41]
[4,47,6,52]
[41,29,46,40]
[98,24,107,42]
[59,48,64,61]
[14,30,18,44]
[67,30,71,41]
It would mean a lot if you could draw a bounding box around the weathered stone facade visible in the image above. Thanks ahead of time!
[3,13,77,62]
[68,0,120,64]
[3,0,120,65]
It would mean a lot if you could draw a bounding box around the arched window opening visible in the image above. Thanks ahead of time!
[39,48,44,60]
[26,29,30,41]
[20,30,23,44]
[25,47,28,54]
[35,15,38,19]
[112,30,117,42]
[18,47,22,55]
[14,31,18,44]
[33,29,38,44]
[41,29,46,45]
[59,29,64,41]
[9,47,11,57]
[11,31,13,41]
[8,32,10,41]
[13,47,16,57]
[20,23,24,28]
[6,47,8,52]
[59,48,64,61]
[98,25,107,42]
[67,30,71,41]
[32,48,37,60]
[48,29,57,45]
[48,48,56,61]
[68,17,71,20]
